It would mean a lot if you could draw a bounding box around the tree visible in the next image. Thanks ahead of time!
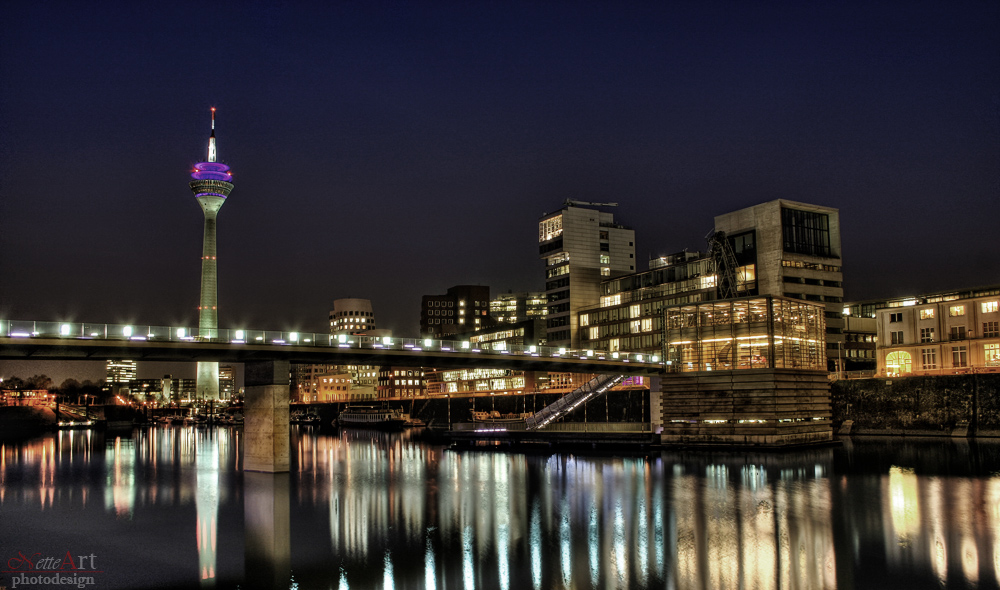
[26,375,53,390]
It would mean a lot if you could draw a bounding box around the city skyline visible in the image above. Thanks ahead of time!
[1,2,997,365]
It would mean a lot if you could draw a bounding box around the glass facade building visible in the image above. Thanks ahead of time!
[663,296,827,373]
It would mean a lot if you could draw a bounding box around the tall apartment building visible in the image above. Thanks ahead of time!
[539,201,636,349]
[579,199,845,370]
[106,360,137,384]
[875,285,1000,376]
[420,285,491,338]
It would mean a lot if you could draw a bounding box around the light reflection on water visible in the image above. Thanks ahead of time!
[0,428,998,589]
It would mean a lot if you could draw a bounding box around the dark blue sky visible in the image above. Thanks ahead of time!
[1,0,998,356]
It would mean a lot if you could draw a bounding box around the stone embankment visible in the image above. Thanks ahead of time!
[832,373,1000,437]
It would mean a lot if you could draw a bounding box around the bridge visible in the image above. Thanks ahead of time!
[0,319,661,374]
[1,319,663,472]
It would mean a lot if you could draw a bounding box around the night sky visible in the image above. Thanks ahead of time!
[1,1,997,381]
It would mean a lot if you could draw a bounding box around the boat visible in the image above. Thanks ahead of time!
[470,410,533,424]
[337,406,407,430]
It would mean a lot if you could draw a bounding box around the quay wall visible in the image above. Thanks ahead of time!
[832,373,1000,437]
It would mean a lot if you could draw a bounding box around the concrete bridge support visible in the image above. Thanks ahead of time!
[244,360,290,472]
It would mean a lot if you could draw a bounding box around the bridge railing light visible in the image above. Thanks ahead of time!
[290,332,299,343]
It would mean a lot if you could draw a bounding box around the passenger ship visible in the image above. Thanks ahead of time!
[336,406,407,429]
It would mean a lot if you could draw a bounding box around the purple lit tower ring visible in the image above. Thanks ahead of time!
[189,108,233,401]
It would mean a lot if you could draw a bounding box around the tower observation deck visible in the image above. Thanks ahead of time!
[190,108,234,400]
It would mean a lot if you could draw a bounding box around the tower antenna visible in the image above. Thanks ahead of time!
[208,107,217,162]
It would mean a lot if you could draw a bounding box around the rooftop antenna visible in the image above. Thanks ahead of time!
[208,107,217,163]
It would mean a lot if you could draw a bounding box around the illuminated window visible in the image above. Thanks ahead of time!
[580,315,589,327]
[885,351,912,375]
[985,343,1000,365]
[952,346,967,367]
[630,305,640,318]
[983,301,999,313]
[919,309,934,320]
[599,254,610,264]
[949,305,965,317]
[920,328,934,343]
[589,327,599,340]
[539,216,563,242]
[601,267,610,276]
[641,318,652,332]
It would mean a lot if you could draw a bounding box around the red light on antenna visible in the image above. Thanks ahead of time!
[211,107,216,111]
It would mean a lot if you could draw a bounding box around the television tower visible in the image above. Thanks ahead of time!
[189,108,234,401]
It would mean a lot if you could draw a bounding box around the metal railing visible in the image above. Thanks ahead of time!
[0,320,662,368]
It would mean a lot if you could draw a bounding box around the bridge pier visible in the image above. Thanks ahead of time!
[244,360,290,473]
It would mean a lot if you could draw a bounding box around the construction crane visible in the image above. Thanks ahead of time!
[564,199,618,207]
[706,229,740,300]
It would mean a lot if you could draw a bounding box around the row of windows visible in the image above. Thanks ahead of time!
[783,292,843,303]
[782,276,842,288]
[890,322,1000,344]
[890,301,999,321]
[781,260,841,272]
[887,344,1000,372]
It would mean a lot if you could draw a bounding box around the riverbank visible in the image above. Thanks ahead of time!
[0,405,57,439]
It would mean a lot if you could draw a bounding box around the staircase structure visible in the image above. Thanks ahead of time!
[524,374,625,430]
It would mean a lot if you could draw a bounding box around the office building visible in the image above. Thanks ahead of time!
[377,368,427,399]
[490,291,548,326]
[219,365,235,400]
[189,108,234,401]
[579,199,845,370]
[875,285,1000,377]
[420,285,491,338]
[106,360,137,384]
[538,201,636,349]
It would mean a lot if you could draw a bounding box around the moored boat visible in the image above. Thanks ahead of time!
[470,410,533,424]
[337,406,407,430]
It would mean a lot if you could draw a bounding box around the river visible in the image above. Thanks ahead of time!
[1,426,998,589]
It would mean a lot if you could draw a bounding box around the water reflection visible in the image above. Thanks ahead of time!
[1,428,998,589]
